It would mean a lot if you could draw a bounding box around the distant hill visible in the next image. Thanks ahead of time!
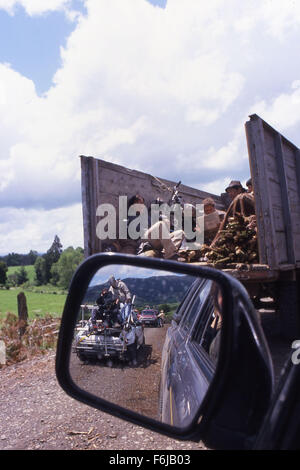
[83,275,195,306]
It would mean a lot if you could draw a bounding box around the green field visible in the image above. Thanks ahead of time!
[0,265,67,319]
[0,287,67,319]
[7,265,35,283]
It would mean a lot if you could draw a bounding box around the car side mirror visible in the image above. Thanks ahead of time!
[56,253,274,449]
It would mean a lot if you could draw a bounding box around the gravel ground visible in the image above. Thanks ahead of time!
[0,311,291,451]
[0,335,207,451]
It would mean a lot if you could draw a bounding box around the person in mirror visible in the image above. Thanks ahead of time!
[92,287,119,327]
[108,275,132,325]
[120,324,139,367]
[157,309,165,327]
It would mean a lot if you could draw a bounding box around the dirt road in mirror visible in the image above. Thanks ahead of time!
[70,326,167,420]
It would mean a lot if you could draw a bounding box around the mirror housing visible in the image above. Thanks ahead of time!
[56,253,274,449]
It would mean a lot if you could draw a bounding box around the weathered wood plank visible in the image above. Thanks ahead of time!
[273,133,295,264]
[245,116,276,267]
[246,114,300,269]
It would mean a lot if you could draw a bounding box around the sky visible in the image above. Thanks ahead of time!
[1,0,300,255]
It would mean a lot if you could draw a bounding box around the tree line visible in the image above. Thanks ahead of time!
[0,250,39,267]
[0,236,84,290]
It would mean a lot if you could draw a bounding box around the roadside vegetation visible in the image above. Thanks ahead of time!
[0,313,60,366]
[0,236,84,366]
[0,235,83,320]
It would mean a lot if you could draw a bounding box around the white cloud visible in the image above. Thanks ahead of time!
[2,0,300,253]
[251,81,300,131]
[199,177,232,196]
[0,204,83,255]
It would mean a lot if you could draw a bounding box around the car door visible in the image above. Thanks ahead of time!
[160,278,200,387]
[160,278,200,423]
[161,279,217,427]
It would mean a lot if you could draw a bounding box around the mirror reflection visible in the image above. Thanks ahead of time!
[69,265,223,428]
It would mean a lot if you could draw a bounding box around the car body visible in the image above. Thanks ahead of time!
[160,278,218,427]
[74,305,145,364]
[138,308,162,327]
[56,254,285,450]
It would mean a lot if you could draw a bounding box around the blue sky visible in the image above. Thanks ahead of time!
[0,0,165,94]
[0,6,81,95]
[1,0,300,255]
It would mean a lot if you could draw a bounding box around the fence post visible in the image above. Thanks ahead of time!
[17,292,28,337]
[0,340,5,365]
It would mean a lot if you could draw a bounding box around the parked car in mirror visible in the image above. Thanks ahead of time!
[138,308,163,327]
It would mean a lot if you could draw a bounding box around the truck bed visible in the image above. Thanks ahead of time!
[189,262,278,282]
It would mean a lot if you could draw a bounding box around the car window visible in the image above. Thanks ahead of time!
[173,278,200,320]
[191,283,223,366]
[180,280,212,332]
[193,299,215,350]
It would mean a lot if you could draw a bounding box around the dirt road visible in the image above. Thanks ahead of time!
[0,326,206,451]
[0,314,291,450]
[70,326,166,420]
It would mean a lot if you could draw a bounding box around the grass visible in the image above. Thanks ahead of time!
[1,265,68,320]
[0,286,67,320]
[7,265,35,284]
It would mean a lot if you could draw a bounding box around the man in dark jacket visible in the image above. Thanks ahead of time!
[91,288,118,326]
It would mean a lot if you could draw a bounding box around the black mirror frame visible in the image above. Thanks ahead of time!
[55,253,274,445]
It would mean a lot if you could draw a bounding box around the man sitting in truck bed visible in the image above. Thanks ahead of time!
[210,178,256,248]
[225,180,246,201]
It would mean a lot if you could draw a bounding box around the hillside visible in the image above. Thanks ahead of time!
[84,275,195,306]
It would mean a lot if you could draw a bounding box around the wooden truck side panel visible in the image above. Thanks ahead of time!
[245,114,300,271]
[80,155,225,258]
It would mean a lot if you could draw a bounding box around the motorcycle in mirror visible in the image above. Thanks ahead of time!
[68,264,223,428]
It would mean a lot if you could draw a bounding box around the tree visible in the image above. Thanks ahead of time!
[0,250,39,266]
[0,261,8,285]
[34,256,47,285]
[15,266,28,285]
[4,252,23,266]
[27,250,38,265]
[44,235,63,283]
[159,303,171,313]
[46,235,63,264]
[52,247,84,289]
[50,263,60,286]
